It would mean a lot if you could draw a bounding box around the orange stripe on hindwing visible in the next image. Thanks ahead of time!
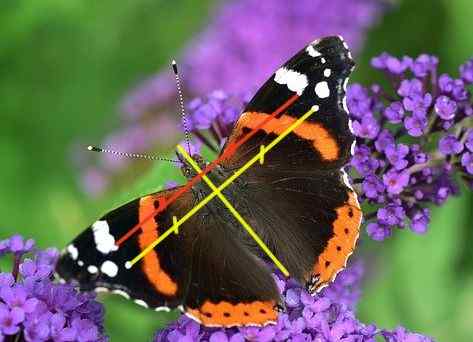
[186,300,277,327]
[138,196,177,296]
[236,112,339,161]
[312,191,362,289]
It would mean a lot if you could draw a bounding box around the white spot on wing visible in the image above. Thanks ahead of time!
[314,81,330,99]
[134,299,149,308]
[112,289,130,299]
[306,45,321,57]
[341,169,354,191]
[78,260,84,267]
[274,67,308,95]
[321,57,326,64]
[94,287,109,293]
[350,140,356,155]
[92,220,118,255]
[67,244,79,260]
[343,97,349,113]
[154,306,171,312]
[101,260,119,278]
[343,77,349,91]
[323,69,331,77]
[87,265,98,274]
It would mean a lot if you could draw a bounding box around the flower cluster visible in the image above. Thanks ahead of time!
[0,235,107,342]
[78,0,384,196]
[348,54,473,240]
[154,263,433,341]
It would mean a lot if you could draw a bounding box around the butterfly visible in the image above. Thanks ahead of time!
[56,36,362,328]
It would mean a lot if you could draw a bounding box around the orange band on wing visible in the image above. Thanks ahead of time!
[138,196,177,296]
[312,191,362,290]
[186,300,277,327]
[236,112,339,161]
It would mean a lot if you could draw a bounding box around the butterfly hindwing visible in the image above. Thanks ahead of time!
[181,196,280,326]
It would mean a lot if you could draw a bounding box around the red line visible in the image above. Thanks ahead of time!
[116,94,299,246]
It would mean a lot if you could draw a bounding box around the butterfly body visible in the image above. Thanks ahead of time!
[57,36,362,327]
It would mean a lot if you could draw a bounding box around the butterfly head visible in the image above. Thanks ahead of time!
[176,152,207,180]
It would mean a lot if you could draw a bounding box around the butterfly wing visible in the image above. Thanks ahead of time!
[56,187,192,310]
[219,36,361,292]
[181,197,280,327]
[57,185,281,326]
[221,36,355,172]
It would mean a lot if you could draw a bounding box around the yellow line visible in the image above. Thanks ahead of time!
[177,145,289,276]
[127,106,317,268]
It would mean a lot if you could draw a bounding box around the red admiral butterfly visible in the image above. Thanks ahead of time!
[57,36,362,327]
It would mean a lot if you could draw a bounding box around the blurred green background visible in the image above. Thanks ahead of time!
[1,0,472,341]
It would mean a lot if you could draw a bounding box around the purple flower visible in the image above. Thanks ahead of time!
[375,129,395,152]
[461,152,473,174]
[347,52,472,241]
[465,129,473,152]
[410,54,438,78]
[438,134,463,155]
[371,53,411,74]
[352,115,380,139]
[384,101,405,123]
[383,326,434,342]
[397,79,423,98]
[404,112,428,137]
[0,286,38,316]
[377,205,405,226]
[434,95,457,120]
[0,235,108,341]
[403,93,432,116]
[383,170,410,195]
[438,74,468,101]
[385,144,410,170]
[155,264,431,341]
[352,145,380,175]
[7,235,34,255]
[409,208,430,234]
[460,58,473,84]
[367,222,392,241]
[362,174,385,200]
[0,305,24,335]
[347,84,374,118]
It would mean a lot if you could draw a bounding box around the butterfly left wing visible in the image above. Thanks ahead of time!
[57,186,282,327]
[56,187,192,311]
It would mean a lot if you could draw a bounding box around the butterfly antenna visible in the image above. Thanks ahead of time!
[172,60,192,154]
[87,145,180,164]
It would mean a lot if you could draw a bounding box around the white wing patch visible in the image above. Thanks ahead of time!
[92,220,119,254]
[67,244,79,260]
[306,45,321,57]
[274,67,308,95]
[87,265,98,274]
[314,81,330,99]
[101,260,119,278]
